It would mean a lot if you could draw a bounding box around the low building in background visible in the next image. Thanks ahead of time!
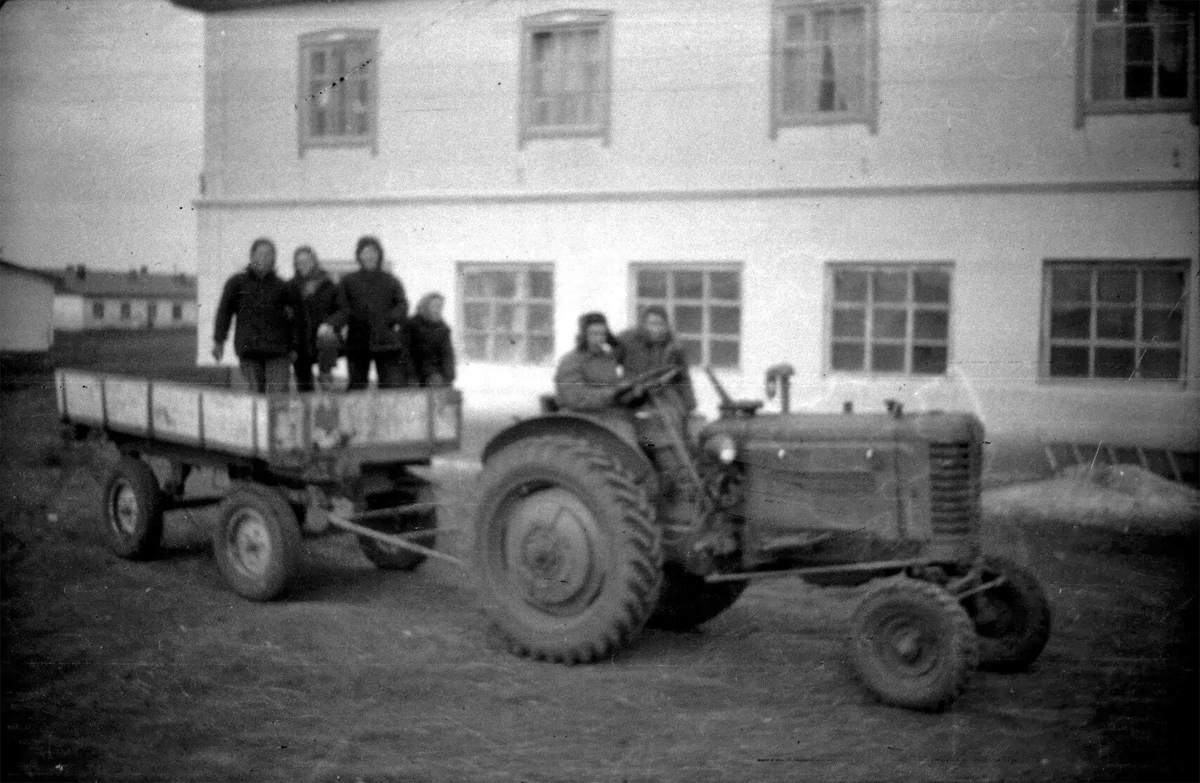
[53,266,198,331]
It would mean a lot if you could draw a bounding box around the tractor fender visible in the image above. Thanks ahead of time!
[481,411,658,490]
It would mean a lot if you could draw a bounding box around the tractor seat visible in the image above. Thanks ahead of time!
[720,399,763,417]
[539,394,561,414]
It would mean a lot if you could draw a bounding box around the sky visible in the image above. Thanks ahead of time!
[0,0,204,274]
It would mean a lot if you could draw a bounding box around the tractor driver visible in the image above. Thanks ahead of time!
[554,311,623,411]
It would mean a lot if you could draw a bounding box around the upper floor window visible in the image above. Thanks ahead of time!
[519,10,612,147]
[120,302,132,320]
[1079,1,1197,123]
[1042,260,1188,381]
[632,265,742,368]
[827,263,953,375]
[298,30,379,155]
[172,303,183,321]
[459,263,556,365]
[92,301,104,319]
[772,1,878,137]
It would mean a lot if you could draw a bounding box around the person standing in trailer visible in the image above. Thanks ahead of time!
[407,292,456,388]
[318,236,413,390]
[211,238,305,394]
[287,245,339,392]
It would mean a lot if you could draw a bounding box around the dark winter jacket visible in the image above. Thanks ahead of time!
[616,327,697,411]
[554,347,622,411]
[287,269,338,359]
[326,269,410,355]
[213,268,305,359]
[407,314,456,386]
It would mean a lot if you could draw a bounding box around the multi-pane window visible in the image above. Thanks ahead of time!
[1043,261,1188,380]
[1080,1,1196,120]
[632,265,742,368]
[120,302,132,320]
[520,11,611,146]
[828,264,952,374]
[459,264,555,365]
[298,30,378,154]
[172,303,183,321]
[772,1,877,136]
[92,301,104,319]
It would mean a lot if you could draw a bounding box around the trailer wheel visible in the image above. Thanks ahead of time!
[212,483,302,601]
[101,456,164,560]
[967,555,1052,672]
[647,563,747,631]
[474,435,663,664]
[849,577,978,711]
[357,484,437,571]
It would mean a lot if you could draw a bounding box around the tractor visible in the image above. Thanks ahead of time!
[472,364,1050,711]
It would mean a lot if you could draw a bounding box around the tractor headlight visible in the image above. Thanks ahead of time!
[704,433,738,464]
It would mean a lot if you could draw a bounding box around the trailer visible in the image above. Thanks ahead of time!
[56,368,465,600]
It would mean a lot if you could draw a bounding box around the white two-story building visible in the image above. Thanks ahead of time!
[176,0,1198,466]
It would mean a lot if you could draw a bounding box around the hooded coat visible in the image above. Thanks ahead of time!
[326,268,410,356]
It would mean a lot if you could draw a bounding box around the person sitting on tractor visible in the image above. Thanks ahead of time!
[553,311,623,411]
[616,305,696,426]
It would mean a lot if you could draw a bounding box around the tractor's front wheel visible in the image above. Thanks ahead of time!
[473,436,662,664]
[966,555,1051,672]
[849,577,978,711]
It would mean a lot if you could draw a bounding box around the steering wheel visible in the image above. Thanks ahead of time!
[613,365,682,406]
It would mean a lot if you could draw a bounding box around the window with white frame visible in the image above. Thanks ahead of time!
[172,303,183,321]
[520,10,612,146]
[772,1,878,136]
[827,264,952,374]
[1079,1,1196,121]
[92,301,104,319]
[1042,260,1188,380]
[298,30,378,155]
[459,264,555,364]
[632,265,742,368]
[120,301,132,320]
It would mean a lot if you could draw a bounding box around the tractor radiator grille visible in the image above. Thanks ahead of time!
[928,441,981,536]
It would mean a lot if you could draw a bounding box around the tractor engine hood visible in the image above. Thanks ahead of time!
[700,410,984,446]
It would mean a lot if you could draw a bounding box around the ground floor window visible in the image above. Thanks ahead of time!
[1042,260,1188,380]
[92,301,104,319]
[827,263,953,374]
[458,263,555,364]
[630,264,742,368]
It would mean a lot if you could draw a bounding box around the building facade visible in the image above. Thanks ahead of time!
[180,0,1198,453]
[53,267,199,331]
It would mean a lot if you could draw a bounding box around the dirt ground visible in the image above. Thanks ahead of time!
[2,374,1197,782]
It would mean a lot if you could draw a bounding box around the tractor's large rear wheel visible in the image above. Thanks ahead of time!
[648,563,747,631]
[473,436,662,664]
[849,577,978,711]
